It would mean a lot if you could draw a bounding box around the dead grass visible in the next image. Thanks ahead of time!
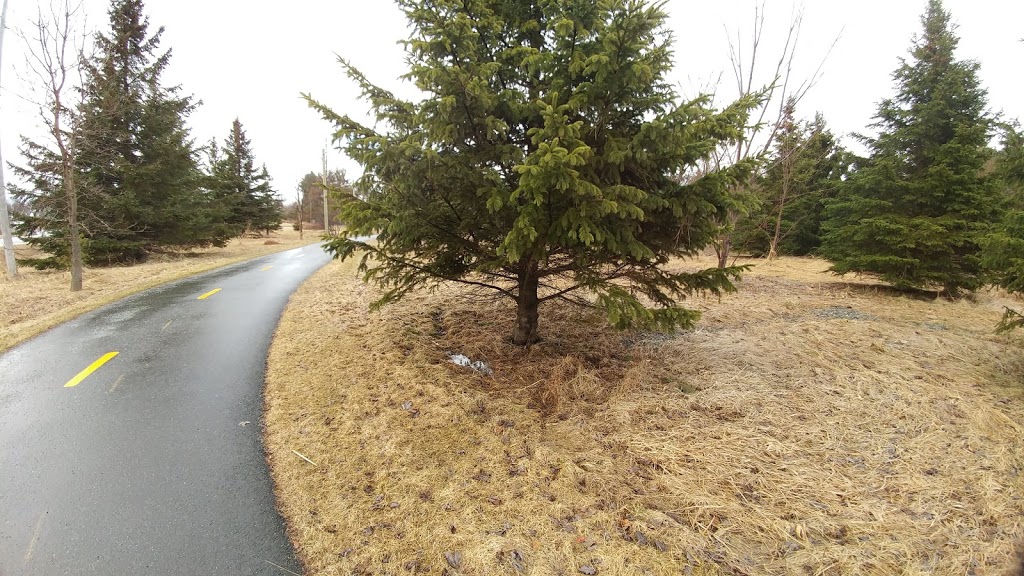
[0,226,320,352]
[265,256,1024,576]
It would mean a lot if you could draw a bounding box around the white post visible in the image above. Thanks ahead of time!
[0,0,18,278]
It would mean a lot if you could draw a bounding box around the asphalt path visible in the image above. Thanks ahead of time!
[0,243,334,575]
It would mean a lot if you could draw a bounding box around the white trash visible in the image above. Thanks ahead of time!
[449,353,493,376]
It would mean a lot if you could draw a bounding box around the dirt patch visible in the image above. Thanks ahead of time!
[0,226,321,352]
[265,256,1024,575]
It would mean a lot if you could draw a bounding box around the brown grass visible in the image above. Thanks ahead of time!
[0,226,320,352]
[264,255,1024,576]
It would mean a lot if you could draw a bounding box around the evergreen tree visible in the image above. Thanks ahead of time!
[982,126,1024,330]
[208,119,281,236]
[73,0,212,264]
[820,0,998,294]
[307,0,759,345]
[735,107,848,258]
[295,169,349,230]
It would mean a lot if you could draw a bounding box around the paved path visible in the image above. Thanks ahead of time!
[0,243,333,575]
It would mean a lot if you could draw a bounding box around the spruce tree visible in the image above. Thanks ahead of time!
[735,107,848,258]
[982,126,1024,330]
[307,0,759,345]
[295,169,349,230]
[820,0,998,294]
[74,0,210,263]
[209,119,281,236]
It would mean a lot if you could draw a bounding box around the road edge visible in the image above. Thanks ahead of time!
[0,239,325,355]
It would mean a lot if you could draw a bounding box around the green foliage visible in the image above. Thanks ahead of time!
[820,0,999,295]
[12,0,229,268]
[307,0,759,344]
[734,106,849,257]
[10,137,86,269]
[294,169,349,229]
[207,119,282,236]
[982,126,1024,331]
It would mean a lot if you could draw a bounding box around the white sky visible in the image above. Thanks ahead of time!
[1,0,1021,201]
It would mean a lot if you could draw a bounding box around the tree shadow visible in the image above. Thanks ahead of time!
[826,281,942,301]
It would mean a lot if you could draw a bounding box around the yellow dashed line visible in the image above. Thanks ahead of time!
[162,319,173,330]
[260,265,273,271]
[197,288,222,300]
[64,352,119,388]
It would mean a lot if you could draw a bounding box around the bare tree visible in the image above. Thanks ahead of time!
[712,2,838,267]
[21,0,89,290]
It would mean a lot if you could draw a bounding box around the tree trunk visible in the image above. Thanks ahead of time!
[67,171,83,292]
[717,235,731,269]
[511,274,540,346]
[768,207,784,261]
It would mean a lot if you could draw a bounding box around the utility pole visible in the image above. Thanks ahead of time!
[0,0,18,278]
[321,147,330,235]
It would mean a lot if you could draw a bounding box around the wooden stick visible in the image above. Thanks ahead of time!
[291,449,317,467]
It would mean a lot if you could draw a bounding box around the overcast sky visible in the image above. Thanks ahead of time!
[1,0,1022,201]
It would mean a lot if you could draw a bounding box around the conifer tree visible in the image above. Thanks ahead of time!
[734,106,847,258]
[982,126,1024,330]
[72,0,210,263]
[821,0,998,294]
[307,0,759,345]
[295,169,349,230]
[209,119,281,236]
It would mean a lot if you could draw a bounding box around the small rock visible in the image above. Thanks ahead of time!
[402,401,413,411]
[579,565,597,575]
[487,496,503,506]
[389,502,400,509]
[444,551,462,569]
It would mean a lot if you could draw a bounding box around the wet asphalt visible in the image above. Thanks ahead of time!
[0,243,333,575]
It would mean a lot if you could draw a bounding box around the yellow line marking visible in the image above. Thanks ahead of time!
[108,374,126,394]
[197,288,222,300]
[260,265,273,271]
[162,319,173,330]
[23,513,44,564]
[64,352,119,388]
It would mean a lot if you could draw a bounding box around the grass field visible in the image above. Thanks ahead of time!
[264,255,1024,575]
[0,226,321,353]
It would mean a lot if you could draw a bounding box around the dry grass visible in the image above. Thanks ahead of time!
[0,226,320,352]
[265,255,1024,576]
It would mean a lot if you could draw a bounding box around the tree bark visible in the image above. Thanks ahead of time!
[717,234,731,269]
[768,205,784,261]
[67,171,83,292]
[511,273,540,346]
